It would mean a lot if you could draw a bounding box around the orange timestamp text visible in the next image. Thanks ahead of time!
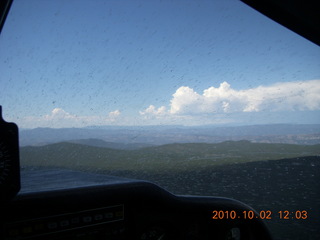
[212,210,308,220]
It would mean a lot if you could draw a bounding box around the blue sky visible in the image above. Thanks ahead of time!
[0,0,319,128]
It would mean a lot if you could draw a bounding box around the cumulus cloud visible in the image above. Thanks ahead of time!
[139,105,167,116]
[19,80,320,128]
[168,80,320,115]
[23,108,122,128]
[45,108,76,120]
[108,110,121,118]
[139,80,320,119]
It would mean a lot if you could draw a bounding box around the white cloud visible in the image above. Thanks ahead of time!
[169,87,202,114]
[17,80,320,128]
[22,108,123,128]
[138,80,320,126]
[45,108,76,120]
[139,105,167,116]
[168,80,320,115]
[108,110,121,118]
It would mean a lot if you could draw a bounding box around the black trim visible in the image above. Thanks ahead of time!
[241,0,320,46]
[0,0,13,34]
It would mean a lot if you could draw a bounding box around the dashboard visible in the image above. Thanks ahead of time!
[1,178,273,240]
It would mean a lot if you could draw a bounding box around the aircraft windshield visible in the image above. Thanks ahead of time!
[0,0,319,239]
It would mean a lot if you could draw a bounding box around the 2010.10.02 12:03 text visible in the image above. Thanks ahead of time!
[212,210,308,220]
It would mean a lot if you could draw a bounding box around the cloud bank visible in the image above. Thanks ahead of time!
[18,80,320,128]
[141,80,320,117]
[23,108,122,128]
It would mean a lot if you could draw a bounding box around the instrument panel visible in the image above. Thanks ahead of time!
[0,180,273,240]
[4,205,124,240]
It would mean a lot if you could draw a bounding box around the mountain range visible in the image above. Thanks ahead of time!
[19,124,320,147]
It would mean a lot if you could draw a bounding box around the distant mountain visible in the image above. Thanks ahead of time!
[19,124,320,147]
[66,138,153,150]
[20,141,320,172]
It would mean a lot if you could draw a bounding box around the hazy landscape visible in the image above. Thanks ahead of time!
[19,124,320,240]
[19,124,320,146]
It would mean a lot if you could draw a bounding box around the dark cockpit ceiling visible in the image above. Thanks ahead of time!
[0,0,13,34]
[241,0,320,46]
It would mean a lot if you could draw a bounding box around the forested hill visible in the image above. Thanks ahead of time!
[20,141,320,171]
